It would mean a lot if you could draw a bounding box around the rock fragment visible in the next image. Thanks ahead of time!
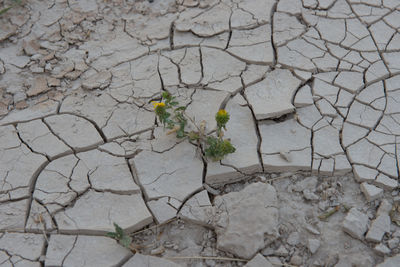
[342,207,369,240]
[366,213,391,242]
[374,243,391,256]
[388,237,399,249]
[307,239,320,254]
[360,182,383,201]
[244,253,273,267]
[287,232,300,246]
[213,182,279,259]
[26,76,50,97]
[375,174,398,190]
[179,190,214,226]
[123,253,181,267]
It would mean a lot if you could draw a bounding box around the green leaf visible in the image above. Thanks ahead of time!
[120,236,132,248]
[106,232,118,238]
[0,6,12,15]
[161,92,170,99]
[176,129,185,138]
[175,106,186,111]
[170,101,179,106]
[114,223,124,238]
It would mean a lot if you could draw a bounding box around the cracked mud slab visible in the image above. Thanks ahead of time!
[1,0,400,265]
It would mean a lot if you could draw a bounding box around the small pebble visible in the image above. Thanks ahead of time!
[290,254,303,265]
[305,224,321,235]
[388,237,399,249]
[307,239,320,254]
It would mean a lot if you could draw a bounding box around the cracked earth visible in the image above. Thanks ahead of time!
[1,0,400,266]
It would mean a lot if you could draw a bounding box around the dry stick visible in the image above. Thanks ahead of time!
[318,206,340,220]
[182,112,208,161]
[266,172,298,183]
[39,214,49,243]
[166,256,247,262]
[166,256,298,266]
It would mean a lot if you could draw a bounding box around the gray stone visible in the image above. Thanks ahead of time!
[245,253,273,267]
[307,239,320,254]
[360,182,384,202]
[303,189,319,201]
[274,245,289,257]
[377,199,393,216]
[375,174,398,190]
[214,182,279,259]
[123,253,181,267]
[290,254,303,265]
[291,176,318,192]
[388,238,399,249]
[353,165,378,183]
[26,77,50,97]
[46,235,132,267]
[342,207,369,240]
[374,243,391,256]
[179,190,214,226]
[366,214,391,242]
[335,251,375,267]
[287,232,300,246]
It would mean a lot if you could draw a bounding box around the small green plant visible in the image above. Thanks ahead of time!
[0,0,22,16]
[106,223,132,249]
[153,92,236,161]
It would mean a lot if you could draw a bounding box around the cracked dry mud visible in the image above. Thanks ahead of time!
[1,0,400,266]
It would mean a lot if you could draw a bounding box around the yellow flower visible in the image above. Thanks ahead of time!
[152,101,165,110]
[217,109,227,116]
[215,109,229,129]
